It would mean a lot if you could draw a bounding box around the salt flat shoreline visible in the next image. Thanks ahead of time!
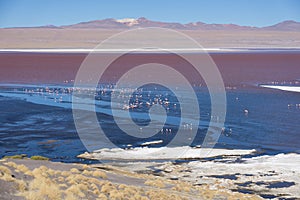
[77,147,257,161]
[91,152,300,199]
[1,47,300,53]
[77,147,300,199]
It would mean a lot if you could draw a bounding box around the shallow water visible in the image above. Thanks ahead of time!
[0,83,299,162]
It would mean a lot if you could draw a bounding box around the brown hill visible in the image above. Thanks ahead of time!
[263,20,300,31]
[7,17,299,31]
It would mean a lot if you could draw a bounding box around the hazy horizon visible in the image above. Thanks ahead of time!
[1,16,300,29]
[0,0,299,28]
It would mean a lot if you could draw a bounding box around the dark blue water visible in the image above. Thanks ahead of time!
[0,83,299,162]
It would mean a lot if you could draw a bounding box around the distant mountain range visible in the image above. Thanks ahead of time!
[8,17,300,31]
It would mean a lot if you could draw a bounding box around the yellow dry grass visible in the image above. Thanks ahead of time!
[100,182,116,194]
[90,183,99,190]
[15,179,27,192]
[64,191,77,200]
[145,189,188,200]
[0,165,14,182]
[81,164,89,170]
[172,182,191,193]
[46,168,56,176]
[58,183,68,188]
[15,164,30,174]
[92,170,107,179]
[82,169,92,176]
[0,165,12,175]
[97,193,108,200]
[108,189,123,200]
[65,184,86,198]
[56,176,65,182]
[3,161,18,168]
[144,179,166,188]
[26,174,62,199]
[61,170,72,177]
[70,167,80,174]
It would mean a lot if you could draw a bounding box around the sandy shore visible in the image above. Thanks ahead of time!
[0,157,262,200]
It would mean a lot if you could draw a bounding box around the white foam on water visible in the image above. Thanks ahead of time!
[260,85,300,93]
[140,140,164,146]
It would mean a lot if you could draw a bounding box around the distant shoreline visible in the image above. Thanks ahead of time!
[1,47,300,53]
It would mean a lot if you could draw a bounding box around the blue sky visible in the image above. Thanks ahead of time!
[0,0,299,28]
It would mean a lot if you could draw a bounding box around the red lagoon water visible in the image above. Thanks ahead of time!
[0,52,299,86]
